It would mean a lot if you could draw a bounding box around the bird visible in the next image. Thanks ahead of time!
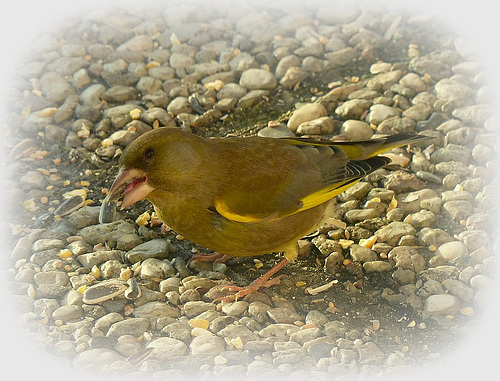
[100,127,427,301]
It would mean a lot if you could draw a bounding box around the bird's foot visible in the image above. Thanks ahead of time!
[214,258,289,303]
[216,274,287,302]
[188,252,231,265]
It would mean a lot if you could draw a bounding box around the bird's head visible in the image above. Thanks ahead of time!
[99,127,203,223]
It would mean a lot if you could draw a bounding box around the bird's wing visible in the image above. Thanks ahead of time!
[213,137,391,224]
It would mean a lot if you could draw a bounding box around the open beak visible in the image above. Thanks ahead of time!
[99,168,155,223]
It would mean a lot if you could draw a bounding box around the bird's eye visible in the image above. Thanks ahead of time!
[144,147,155,159]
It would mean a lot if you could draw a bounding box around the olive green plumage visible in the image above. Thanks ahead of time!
[101,127,426,262]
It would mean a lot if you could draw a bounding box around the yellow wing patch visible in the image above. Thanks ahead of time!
[298,178,362,211]
[214,197,266,223]
[214,179,361,224]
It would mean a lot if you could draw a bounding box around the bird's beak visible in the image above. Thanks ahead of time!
[99,167,155,223]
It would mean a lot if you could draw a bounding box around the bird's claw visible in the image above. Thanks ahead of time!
[214,274,287,303]
[187,252,230,266]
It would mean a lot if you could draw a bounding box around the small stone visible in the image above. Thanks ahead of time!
[52,305,83,322]
[357,342,385,365]
[267,307,302,324]
[422,294,461,319]
[349,245,378,263]
[376,222,416,246]
[363,261,391,273]
[340,120,373,140]
[221,301,249,317]
[190,335,226,356]
[296,116,335,135]
[145,337,187,361]
[72,348,126,371]
[442,200,473,221]
[126,239,173,263]
[167,97,192,116]
[435,241,468,263]
[335,99,372,120]
[366,104,401,125]
[218,324,258,344]
[239,68,277,90]
[183,301,215,319]
[290,327,322,345]
[107,318,150,338]
[287,103,327,132]
[117,35,153,52]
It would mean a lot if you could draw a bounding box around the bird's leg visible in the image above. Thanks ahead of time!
[216,258,289,302]
[188,251,231,265]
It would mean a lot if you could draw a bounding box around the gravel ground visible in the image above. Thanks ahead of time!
[2,1,499,380]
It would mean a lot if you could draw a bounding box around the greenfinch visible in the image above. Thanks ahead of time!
[100,127,427,300]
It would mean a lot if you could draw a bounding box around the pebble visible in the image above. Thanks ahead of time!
[125,239,174,263]
[190,335,226,356]
[218,324,258,344]
[296,116,335,135]
[239,68,277,90]
[287,103,327,132]
[340,120,373,139]
[107,318,150,338]
[366,104,401,125]
[146,337,188,360]
[183,301,216,319]
[422,294,461,319]
[72,348,126,371]
[52,305,84,322]
[357,342,385,365]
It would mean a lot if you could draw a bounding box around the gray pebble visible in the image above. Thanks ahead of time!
[39,72,76,103]
[357,342,385,365]
[363,261,392,273]
[422,294,460,319]
[239,68,277,90]
[52,305,83,322]
[126,238,174,263]
[190,335,226,356]
[296,116,335,135]
[146,337,188,360]
[340,120,373,139]
[366,104,401,125]
[183,301,215,318]
[72,348,126,371]
[287,103,327,132]
[218,323,258,343]
[107,318,150,338]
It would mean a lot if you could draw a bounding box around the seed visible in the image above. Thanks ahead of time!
[23,199,36,211]
[101,138,113,147]
[36,107,58,117]
[58,249,73,259]
[27,284,36,298]
[79,180,90,187]
[40,196,49,204]
[91,265,101,279]
[407,320,416,328]
[77,285,87,294]
[130,108,141,120]
[63,180,71,186]
[120,268,133,281]
[254,259,263,269]
[146,61,160,69]
[296,281,306,287]
[189,319,210,330]
[228,337,243,350]
[460,307,474,316]
[136,211,151,226]
[372,319,381,331]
